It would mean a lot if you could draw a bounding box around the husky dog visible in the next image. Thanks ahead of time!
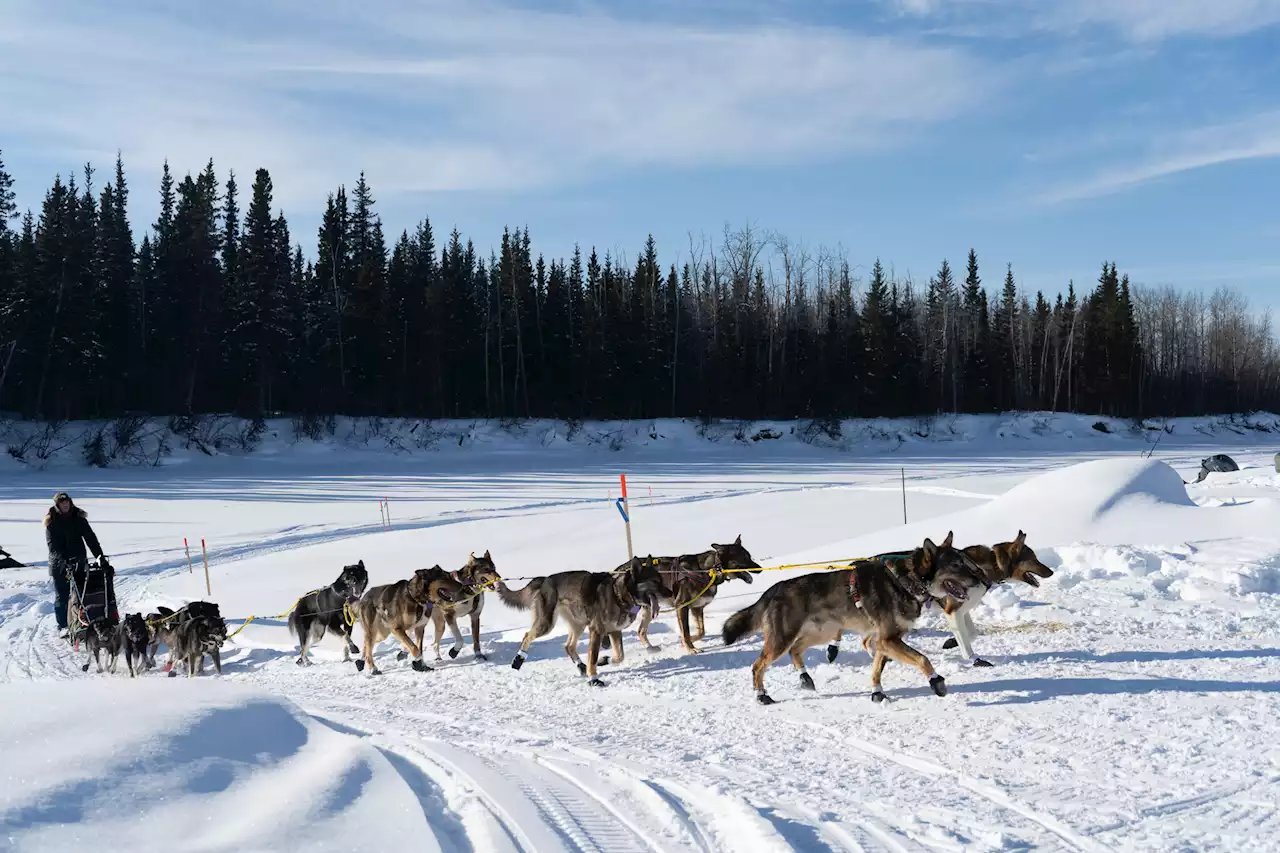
[288,560,370,666]
[936,531,1054,666]
[168,603,228,678]
[827,531,1055,667]
[355,567,464,675]
[422,551,501,662]
[722,534,987,704]
[117,613,151,677]
[499,557,668,686]
[80,616,121,674]
[634,536,761,655]
[144,605,180,670]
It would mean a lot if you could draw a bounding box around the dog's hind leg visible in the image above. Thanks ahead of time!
[605,631,624,666]
[869,650,890,702]
[751,627,794,705]
[511,605,555,670]
[789,635,817,692]
[878,636,946,698]
[360,631,380,676]
[470,609,486,661]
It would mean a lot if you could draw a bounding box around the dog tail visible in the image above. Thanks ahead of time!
[496,579,542,611]
[722,595,768,646]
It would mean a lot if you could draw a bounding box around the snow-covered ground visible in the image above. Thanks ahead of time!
[3,415,1280,852]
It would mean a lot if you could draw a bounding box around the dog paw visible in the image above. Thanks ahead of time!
[972,658,993,668]
[799,672,816,691]
[411,659,432,673]
[354,659,366,672]
[929,674,948,697]
[942,637,958,650]
[167,670,177,679]
[577,661,588,676]
[475,653,488,662]
[756,692,776,706]
[295,657,306,667]
[511,655,525,671]
[826,644,840,663]
[644,644,660,653]
[396,650,408,661]
[81,663,90,673]
[588,677,606,687]
[370,667,383,676]
[448,648,460,659]
[597,656,610,666]
[870,690,888,704]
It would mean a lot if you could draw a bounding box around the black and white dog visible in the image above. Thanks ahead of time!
[288,560,370,666]
[117,613,151,677]
[81,616,122,674]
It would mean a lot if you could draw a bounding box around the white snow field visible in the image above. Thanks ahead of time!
[3,413,1280,852]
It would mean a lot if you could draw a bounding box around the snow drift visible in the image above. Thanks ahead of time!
[0,680,442,852]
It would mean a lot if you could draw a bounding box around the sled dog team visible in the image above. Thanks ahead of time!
[126,530,1052,702]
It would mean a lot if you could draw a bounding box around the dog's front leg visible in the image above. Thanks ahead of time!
[636,605,658,651]
[585,628,606,686]
[947,610,991,667]
[444,611,465,660]
[677,606,698,654]
[470,609,486,661]
[211,647,222,675]
[691,608,707,642]
[392,626,430,672]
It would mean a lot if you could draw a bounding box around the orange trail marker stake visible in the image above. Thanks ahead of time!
[184,538,193,574]
[201,538,211,596]
[620,474,634,563]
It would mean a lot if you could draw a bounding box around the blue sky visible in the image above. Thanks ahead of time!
[2,0,1278,308]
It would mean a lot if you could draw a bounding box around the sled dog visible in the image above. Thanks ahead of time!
[499,556,668,685]
[289,560,370,666]
[117,613,150,677]
[80,616,121,674]
[421,551,501,662]
[937,531,1054,665]
[722,534,986,704]
[634,536,761,654]
[168,603,228,678]
[356,567,463,675]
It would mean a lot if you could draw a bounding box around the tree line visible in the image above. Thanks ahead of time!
[1,151,1277,423]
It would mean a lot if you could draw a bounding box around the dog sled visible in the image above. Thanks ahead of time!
[0,546,24,569]
[67,557,118,647]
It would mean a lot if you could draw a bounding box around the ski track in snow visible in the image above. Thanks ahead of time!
[4,445,1280,851]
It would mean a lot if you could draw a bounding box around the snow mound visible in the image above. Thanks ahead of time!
[0,681,443,852]
[991,458,1196,519]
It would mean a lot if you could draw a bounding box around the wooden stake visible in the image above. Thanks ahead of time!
[620,474,634,563]
[201,538,211,596]
[184,537,193,574]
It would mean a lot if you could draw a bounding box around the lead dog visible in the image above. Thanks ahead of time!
[80,616,121,674]
[722,534,987,704]
[424,551,501,662]
[827,531,1054,667]
[289,560,370,666]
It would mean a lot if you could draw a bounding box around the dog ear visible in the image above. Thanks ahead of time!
[358,559,365,569]
[942,531,954,548]
[484,549,491,560]
[734,534,742,546]
[1014,530,1026,548]
[922,538,938,561]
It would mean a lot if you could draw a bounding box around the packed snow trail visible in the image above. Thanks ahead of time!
[3,438,1280,851]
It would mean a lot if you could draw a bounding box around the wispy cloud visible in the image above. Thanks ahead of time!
[1037,112,1280,204]
[0,0,989,212]
[883,0,1280,41]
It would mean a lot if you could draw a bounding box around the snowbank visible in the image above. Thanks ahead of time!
[3,410,1280,470]
[0,680,441,852]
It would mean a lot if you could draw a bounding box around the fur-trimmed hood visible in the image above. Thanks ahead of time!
[45,505,87,527]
